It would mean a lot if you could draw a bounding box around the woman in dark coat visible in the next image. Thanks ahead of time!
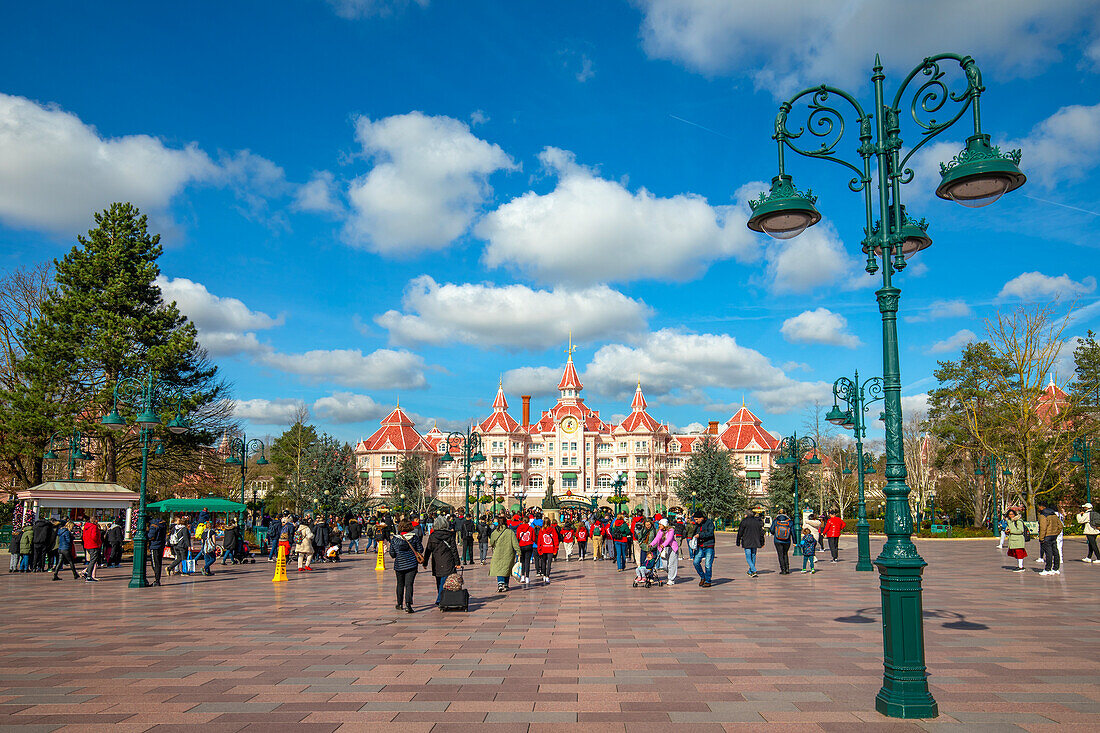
[389,520,424,613]
[735,506,766,578]
[422,519,461,606]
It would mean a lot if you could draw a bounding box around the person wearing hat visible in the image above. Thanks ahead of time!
[735,506,766,578]
[650,517,679,585]
[1076,503,1100,562]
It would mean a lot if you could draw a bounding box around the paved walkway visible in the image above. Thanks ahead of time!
[1,535,1098,731]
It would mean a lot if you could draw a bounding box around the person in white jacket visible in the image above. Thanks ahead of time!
[804,512,823,549]
[1076,502,1100,563]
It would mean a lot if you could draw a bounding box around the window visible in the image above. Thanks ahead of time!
[530,444,543,454]
[619,442,627,451]
[669,458,682,468]
[381,478,393,490]
[529,458,543,468]
[570,442,577,451]
[586,477,591,489]
[381,455,397,466]
[637,478,648,489]
[597,443,611,454]
[597,475,611,489]
[586,456,591,465]
[749,478,762,490]
[438,477,450,488]
[636,457,649,467]
[598,457,612,468]
[512,456,523,465]
[492,456,505,467]
[529,475,543,489]
[746,454,761,467]
[512,441,523,451]
[635,440,647,451]
[617,456,627,466]
[357,457,369,469]
[548,443,555,452]
[549,458,554,467]
[562,476,578,489]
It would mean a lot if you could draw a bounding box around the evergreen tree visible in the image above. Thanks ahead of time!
[1072,330,1100,418]
[301,434,355,515]
[764,458,810,516]
[270,415,319,510]
[672,435,748,520]
[392,454,429,513]
[14,203,228,485]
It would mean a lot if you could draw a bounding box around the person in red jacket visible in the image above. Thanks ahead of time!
[536,522,559,583]
[81,518,102,582]
[823,512,847,563]
[516,519,536,585]
[560,523,576,561]
[575,522,589,561]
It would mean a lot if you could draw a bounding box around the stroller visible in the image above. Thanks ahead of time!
[632,550,665,588]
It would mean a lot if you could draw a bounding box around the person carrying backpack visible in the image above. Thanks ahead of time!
[611,514,631,572]
[771,510,793,575]
[166,517,191,577]
[1075,502,1100,563]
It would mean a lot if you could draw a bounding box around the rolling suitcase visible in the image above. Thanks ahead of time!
[439,587,469,611]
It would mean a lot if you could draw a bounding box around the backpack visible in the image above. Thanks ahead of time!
[169,526,187,547]
[1090,511,1100,531]
[773,517,791,542]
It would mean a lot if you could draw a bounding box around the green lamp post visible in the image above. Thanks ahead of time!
[44,429,96,482]
[101,370,190,589]
[611,470,627,513]
[440,428,486,515]
[1069,438,1096,505]
[471,471,486,515]
[827,371,883,571]
[775,433,823,555]
[974,455,1012,520]
[224,435,269,530]
[747,53,1024,718]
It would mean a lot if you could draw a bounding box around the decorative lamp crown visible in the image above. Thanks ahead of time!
[102,409,126,431]
[825,405,848,424]
[747,173,821,240]
[936,133,1025,208]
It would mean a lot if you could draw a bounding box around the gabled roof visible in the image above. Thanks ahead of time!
[618,383,661,433]
[423,426,445,451]
[558,358,583,391]
[361,406,432,452]
[1036,377,1070,425]
[719,405,780,451]
[481,382,520,433]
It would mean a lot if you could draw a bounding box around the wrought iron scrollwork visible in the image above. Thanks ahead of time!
[893,54,979,173]
[777,85,871,186]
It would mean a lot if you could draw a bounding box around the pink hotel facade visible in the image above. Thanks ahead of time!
[353,352,782,511]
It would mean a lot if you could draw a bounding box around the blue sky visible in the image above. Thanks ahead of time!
[1,1,1098,446]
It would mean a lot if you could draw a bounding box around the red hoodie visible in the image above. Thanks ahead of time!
[560,527,575,543]
[82,521,102,549]
[824,516,847,538]
[516,523,535,547]
[537,525,559,555]
[576,525,589,542]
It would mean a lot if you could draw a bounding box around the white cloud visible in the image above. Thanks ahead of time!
[232,398,306,425]
[901,393,930,416]
[635,0,1100,97]
[674,421,706,434]
[156,276,282,356]
[478,148,760,284]
[0,92,293,235]
[469,110,489,126]
[293,171,342,215]
[376,275,652,349]
[928,329,978,355]
[998,272,1097,301]
[764,220,859,293]
[904,298,972,323]
[582,329,829,414]
[312,392,391,424]
[780,307,861,348]
[344,112,514,254]
[257,347,428,390]
[502,366,563,399]
[326,0,427,18]
[1006,103,1100,187]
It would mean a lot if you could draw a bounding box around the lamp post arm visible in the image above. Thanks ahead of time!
[892,54,983,174]
[777,85,873,190]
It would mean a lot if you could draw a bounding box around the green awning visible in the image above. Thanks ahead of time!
[746,470,761,478]
[493,472,504,479]
[510,502,522,511]
[562,472,577,479]
[147,497,246,513]
[359,471,370,479]
[511,472,522,479]
[635,471,648,479]
[381,471,395,479]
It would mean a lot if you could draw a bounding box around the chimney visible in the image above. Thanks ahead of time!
[708,420,719,435]
[522,395,531,427]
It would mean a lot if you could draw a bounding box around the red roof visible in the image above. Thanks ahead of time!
[557,358,582,391]
[718,406,779,451]
[481,383,520,433]
[361,406,432,452]
[1036,378,1069,425]
[618,383,661,433]
[423,426,445,451]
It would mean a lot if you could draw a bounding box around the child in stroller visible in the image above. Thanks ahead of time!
[632,548,664,587]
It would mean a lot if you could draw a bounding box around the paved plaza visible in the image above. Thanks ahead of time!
[1,534,1098,732]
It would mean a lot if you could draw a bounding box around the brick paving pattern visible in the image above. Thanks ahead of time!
[1,535,1099,731]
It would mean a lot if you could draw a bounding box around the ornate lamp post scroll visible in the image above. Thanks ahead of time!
[747,53,1025,718]
[440,428,486,515]
[44,429,96,481]
[101,370,190,589]
[224,435,269,530]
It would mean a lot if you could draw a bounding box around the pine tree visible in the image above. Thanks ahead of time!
[672,435,748,521]
[270,413,319,510]
[764,459,809,516]
[301,434,356,515]
[16,203,228,484]
[1072,330,1100,418]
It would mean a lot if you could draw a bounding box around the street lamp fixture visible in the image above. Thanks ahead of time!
[224,435,269,528]
[44,429,96,481]
[1069,438,1095,505]
[442,428,486,514]
[776,433,822,556]
[101,370,190,589]
[829,371,884,572]
[749,52,1025,719]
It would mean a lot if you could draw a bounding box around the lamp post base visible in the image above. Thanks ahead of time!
[856,521,873,571]
[875,558,937,719]
[128,535,149,589]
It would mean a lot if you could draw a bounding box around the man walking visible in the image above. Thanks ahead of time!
[52,521,79,580]
[166,516,191,577]
[771,509,793,574]
[691,511,716,587]
[81,517,103,582]
[106,517,124,567]
[735,506,766,578]
[346,517,361,554]
[823,512,846,563]
[147,514,168,585]
[1037,501,1063,576]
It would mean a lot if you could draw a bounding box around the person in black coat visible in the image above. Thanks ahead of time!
[32,516,52,572]
[222,522,239,564]
[346,518,362,554]
[311,515,328,563]
[476,514,491,564]
[735,506,766,578]
[422,521,461,607]
[389,521,424,613]
[146,515,168,586]
[106,519,125,567]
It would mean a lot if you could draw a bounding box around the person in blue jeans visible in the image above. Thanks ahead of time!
[735,506,766,578]
[612,514,630,571]
[692,511,716,586]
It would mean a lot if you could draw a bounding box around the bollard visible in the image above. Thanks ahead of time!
[375,540,385,571]
[272,543,288,582]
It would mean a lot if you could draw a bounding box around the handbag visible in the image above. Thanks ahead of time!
[182,551,195,574]
[162,546,173,559]
[443,571,464,591]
